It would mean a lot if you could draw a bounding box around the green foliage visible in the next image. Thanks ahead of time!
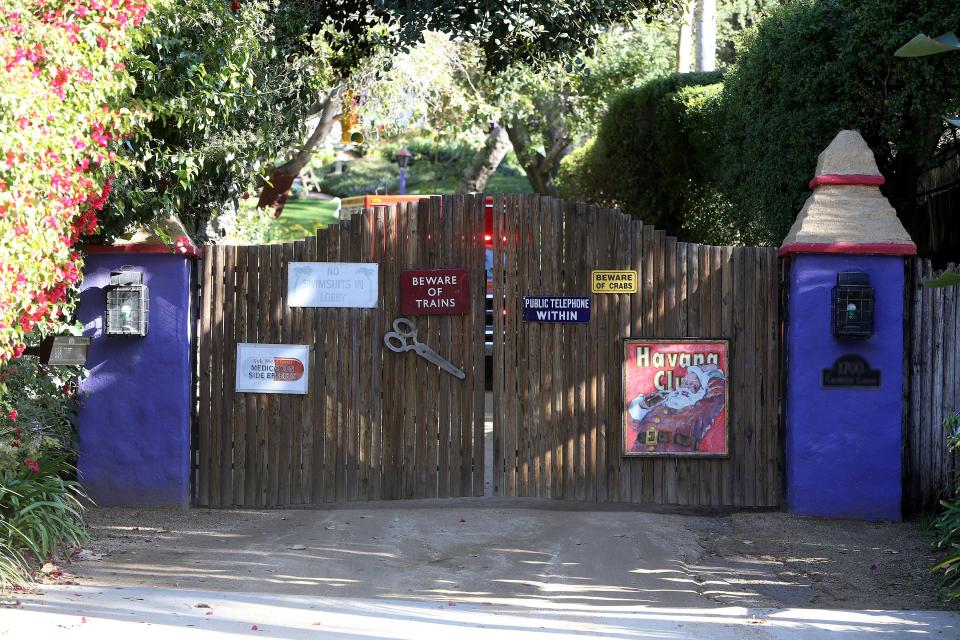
[0,0,147,361]
[0,453,88,563]
[0,355,84,593]
[933,497,960,599]
[318,143,530,197]
[562,0,960,246]
[104,0,319,240]
[716,0,784,66]
[0,355,81,475]
[932,411,960,600]
[718,0,960,245]
[558,72,725,238]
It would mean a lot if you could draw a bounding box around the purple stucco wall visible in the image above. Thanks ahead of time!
[786,254,904,521]
[77,253,192,507]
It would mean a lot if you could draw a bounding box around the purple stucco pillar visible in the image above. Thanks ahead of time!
[784,255,906,520]
[77,251,193,507]
[780,130,916,521]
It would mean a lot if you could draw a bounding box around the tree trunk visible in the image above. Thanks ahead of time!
[257,88,340,212]
[677,1,694,73]
[505,98,573,197]
[694,0,717,72]
[456,124,511,193]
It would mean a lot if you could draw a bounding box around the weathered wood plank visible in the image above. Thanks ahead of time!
[322,226,340,502]
[232,247,248,505]
[720,245,735,505]
[470,194,486,497]
[244,246,261,506]
[197,247,214,507]
[278,242,294,505]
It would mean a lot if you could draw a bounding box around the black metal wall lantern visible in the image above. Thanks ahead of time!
[105,268,149,337]
[832,271,874,338]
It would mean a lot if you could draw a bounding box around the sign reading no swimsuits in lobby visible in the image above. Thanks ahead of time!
[523,296,591,323]
[287,263,378,308]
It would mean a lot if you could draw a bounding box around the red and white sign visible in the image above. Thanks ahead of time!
[235,343,309,394]
[400,269,470,315]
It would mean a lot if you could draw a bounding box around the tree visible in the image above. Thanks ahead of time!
[458,21,678,195]
[0,0,148,362]
[694,0,717,72]
[103,1,321,241]
[259,0,684,205]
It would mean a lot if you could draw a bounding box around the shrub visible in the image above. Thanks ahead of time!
[0,353,83,592]
[557,71,725,240]
[718,0,960,245]
[932,411,960,600]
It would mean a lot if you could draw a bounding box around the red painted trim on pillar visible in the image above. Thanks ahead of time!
[808,173,886,189]
[778,242,916,257]
[84,243,202,258]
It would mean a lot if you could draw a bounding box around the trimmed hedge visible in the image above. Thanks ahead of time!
[558,71,725,240]
[562,0,960,247]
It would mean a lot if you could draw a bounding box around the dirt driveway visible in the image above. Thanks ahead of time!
[70,499,952,612]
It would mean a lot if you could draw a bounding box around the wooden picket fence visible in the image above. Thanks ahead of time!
[194,196,488,507]
[905,259,960,514]
[194,194,783,508]
[489,196,781,506]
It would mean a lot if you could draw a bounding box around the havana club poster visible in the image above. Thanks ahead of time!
[623,339,729,457]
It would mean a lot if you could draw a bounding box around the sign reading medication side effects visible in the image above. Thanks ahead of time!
[236,343,309,394]
[287,263,378,308]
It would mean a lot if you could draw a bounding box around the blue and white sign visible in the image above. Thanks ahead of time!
[288,262,378,308]
[523,296,591,323]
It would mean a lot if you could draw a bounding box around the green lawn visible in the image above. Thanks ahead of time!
[270,198,340,242]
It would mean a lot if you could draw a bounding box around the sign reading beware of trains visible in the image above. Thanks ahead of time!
[400,269,470,315]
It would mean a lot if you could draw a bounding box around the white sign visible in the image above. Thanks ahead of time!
[235,343,309,395]
[288,262,378,308]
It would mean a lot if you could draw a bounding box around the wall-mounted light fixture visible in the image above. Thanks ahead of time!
[832,271,874,338]
[105,268,149,337]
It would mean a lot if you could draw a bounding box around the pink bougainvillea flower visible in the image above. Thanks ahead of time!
[23,460,40,473]
[7,410,17,421]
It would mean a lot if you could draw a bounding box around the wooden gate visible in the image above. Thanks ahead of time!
[195,194,782,508]
[488,196,782,506]
[195,196,488,507]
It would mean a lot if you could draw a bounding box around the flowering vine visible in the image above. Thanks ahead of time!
[0,0,151,361]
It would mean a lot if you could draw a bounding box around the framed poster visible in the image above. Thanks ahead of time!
[288,262,378,308]
[623,338,729,457]
[236,343,309,394]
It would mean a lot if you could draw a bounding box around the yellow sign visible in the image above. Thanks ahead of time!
[592,270,638,293]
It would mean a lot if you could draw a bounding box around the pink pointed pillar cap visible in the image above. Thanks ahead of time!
[779,130,916,256]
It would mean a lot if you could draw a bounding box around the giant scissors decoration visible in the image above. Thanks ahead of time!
[383,317,466,380]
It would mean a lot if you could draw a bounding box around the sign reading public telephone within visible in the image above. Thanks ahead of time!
[400,268,470,315]
[592,270,638,293]
[523,296,591,323]
[236,343,309,394]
